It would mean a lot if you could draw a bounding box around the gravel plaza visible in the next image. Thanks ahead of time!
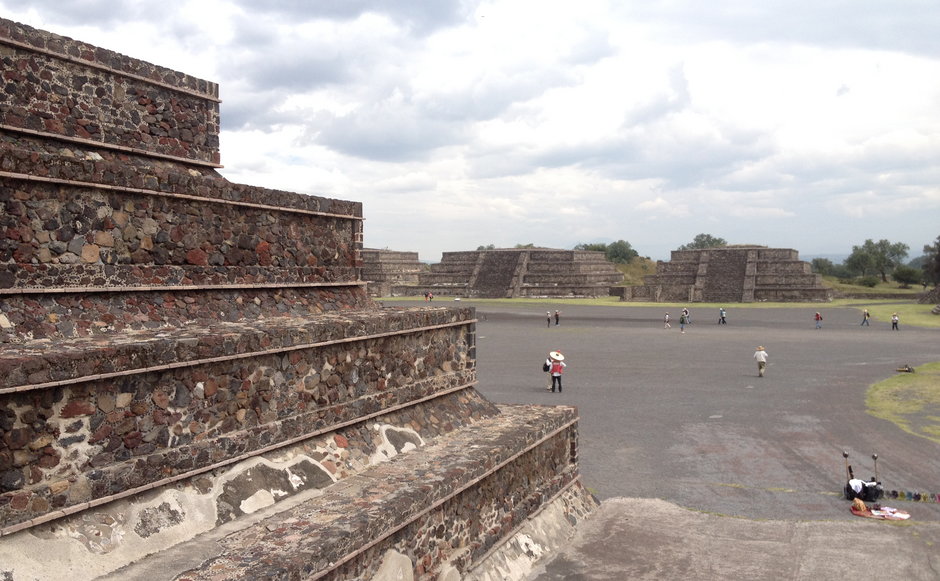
[401,300,940,580]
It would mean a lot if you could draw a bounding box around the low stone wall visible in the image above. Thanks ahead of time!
[0,386,503,580]
[155,405,594,581]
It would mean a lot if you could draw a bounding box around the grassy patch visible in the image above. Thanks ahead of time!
[821,275,924,296]
[866,362,940,445]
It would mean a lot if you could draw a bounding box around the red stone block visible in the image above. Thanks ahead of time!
[60,399,96,418]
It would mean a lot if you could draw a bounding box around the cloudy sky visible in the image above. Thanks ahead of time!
[3,1,939,262]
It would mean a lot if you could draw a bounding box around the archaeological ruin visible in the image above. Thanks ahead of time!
[621,246,832,303]
[0,18,596,581]
[379,247,623,298]
[360,248,424,297]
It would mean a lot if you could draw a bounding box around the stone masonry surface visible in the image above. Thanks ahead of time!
[0,16,594,581]
[172,405,582,581]
[0,19,220,164]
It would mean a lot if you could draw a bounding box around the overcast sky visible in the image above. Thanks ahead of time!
[3,1,939,262]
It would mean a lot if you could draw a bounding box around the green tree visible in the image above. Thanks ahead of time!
[476,244,496,250]
[514,243,536,248]
[677,233,727,251]
[605,240,639,264]
[846,239,910,282]
[811,258,834,275]
[892,264,921,287]
[923,235,940,285]
[574,242,608,252]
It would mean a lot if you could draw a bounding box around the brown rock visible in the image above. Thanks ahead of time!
[185,248,208,266]
[97,394,116,413]
[61,399,96,418]
[80,243,100,263]
[152,390,170,410]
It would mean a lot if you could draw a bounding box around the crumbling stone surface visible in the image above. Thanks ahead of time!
[174,405,587,581]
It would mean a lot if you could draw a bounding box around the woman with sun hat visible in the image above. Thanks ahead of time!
[545,350,567,392]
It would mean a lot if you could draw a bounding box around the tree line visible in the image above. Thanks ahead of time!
[476,233,940,287]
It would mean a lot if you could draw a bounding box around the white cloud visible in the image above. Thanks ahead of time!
[2,0,938,260]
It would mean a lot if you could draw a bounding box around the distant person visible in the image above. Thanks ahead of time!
[718,307,727,325]
[814,312,823,329]
[753,345,769,377]
[682,307,692,325]
[679,312,687,334]
[860,309,871,326]
[891,313,899,331]
[546,311,552,328]
[545,351,567,392]
[664,312,671,329]
[554,310,561,326]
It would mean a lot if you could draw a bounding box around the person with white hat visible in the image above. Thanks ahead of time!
[753,346,769,377]
[545,351,567,392]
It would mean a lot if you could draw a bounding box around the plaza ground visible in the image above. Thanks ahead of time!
[388,300,940,580]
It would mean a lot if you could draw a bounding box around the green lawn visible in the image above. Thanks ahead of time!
[866,362,940,445]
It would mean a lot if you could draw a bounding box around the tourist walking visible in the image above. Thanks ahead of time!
[546,311,552,328]
[545,351,567,392]
[860,309,870,326]
[718,307,727,325]
[663,312,671,329]
[682,307,692,325]
[554,310,561,326]
[679,312,687,334]
[753,346,769,377]
[891,313,899,331]
[814,312,823,329]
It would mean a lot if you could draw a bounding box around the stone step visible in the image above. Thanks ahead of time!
[104,404,591,581]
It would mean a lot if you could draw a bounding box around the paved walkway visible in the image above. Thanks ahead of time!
[441,301,940,579]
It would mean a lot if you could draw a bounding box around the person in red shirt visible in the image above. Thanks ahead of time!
[545,351,567,392]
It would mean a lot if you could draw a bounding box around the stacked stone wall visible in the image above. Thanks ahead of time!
[361,248,424,297]
[0,19,220,165]
[625,246,831,302]
[0,17,595,581]
[414,248,621,298]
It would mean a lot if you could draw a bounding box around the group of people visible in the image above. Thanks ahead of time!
[541,306,904,388]
[664,307,727,332]
[816,309,901,330]
[546,310,561,327]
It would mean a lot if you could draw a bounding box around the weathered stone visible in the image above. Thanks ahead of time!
[80,244,101,263]
[60,399,96,418]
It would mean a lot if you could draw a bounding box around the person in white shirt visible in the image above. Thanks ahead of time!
[753,346,768,377]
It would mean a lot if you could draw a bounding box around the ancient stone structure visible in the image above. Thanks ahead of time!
[0,19,595,580]
[623,246,831,302]
[360,247,424,297]
[409,248,622,298]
